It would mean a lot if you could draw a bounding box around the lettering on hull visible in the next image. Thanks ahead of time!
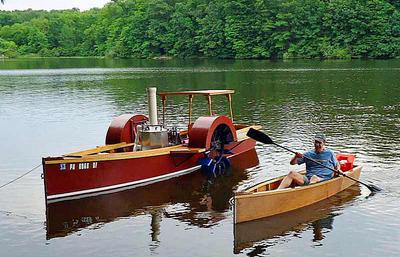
[59,162,98,171]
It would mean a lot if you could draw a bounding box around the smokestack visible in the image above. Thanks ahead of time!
[147,87,158,125]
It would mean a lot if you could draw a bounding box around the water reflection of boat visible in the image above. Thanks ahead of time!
[46,148,259,239]
[233,185,361,254]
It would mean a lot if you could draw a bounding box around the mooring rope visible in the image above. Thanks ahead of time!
[229,196,235,206]
[0,164,42,189]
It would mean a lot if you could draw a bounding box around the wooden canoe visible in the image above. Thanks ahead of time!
[234,185,361,253]
[234,165,362,223]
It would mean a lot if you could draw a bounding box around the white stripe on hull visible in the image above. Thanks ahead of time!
[47,165,202,203]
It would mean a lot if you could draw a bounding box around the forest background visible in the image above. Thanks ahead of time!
[0,0,399,59]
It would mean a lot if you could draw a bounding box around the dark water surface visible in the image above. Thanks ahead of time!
[0,58,399,257]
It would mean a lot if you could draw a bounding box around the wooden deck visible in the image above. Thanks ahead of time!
[46,125,260,165]
[63,142,135,157]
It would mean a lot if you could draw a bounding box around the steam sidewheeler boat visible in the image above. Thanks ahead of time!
[42,88,261,203]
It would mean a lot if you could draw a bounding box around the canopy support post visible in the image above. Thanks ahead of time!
[227,94,234,122]
[207,95,212,116]
[188,94,193,124]
[161,96,166,126]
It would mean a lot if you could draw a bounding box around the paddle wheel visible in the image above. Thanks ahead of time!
[189,116,237,178]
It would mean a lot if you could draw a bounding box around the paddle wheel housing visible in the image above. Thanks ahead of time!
[189,116,237,178]
[105,114,148,149]
[188,116,237,150]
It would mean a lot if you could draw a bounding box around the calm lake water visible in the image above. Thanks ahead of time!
[0,58,399,257]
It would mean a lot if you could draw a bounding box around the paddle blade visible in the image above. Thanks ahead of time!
[367,184,382,193]
[246,128,274,144]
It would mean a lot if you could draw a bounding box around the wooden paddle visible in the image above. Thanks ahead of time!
[246,128,382,192]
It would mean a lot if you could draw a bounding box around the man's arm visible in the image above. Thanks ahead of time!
[290,152,303,165]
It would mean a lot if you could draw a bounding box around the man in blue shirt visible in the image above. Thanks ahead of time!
[277,134,340,189]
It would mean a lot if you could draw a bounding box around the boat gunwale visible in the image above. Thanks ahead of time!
[235,166,362,199]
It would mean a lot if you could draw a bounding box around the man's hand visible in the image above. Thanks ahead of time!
[295,152,303,158]
[290,152,303,165]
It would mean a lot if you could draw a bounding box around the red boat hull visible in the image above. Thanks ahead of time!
[43,138,256,202]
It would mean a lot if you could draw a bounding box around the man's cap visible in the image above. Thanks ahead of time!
[314,133,326,143]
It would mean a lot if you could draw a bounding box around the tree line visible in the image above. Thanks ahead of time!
[0,0,399,59]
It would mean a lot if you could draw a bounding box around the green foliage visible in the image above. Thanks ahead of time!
[0,0,399,59]
[0,37,18,57]
[324,0,400,58]
[197,1,229,57]
[168,1,204,57]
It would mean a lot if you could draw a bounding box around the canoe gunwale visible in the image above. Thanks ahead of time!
[238,165,361,196]
[236,175,342,199]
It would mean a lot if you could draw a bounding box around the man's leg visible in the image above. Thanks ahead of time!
[277,171,305,189]
[309,175,322,184]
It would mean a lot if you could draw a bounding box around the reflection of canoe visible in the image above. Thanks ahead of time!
[46,148,259,239]
[233,185,361,253]
[234,164,362,224]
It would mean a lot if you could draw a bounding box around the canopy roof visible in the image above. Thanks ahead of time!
[157,89,235,124]
[158,90,234,97]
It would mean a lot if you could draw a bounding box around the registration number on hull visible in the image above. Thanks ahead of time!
[59,162,98,171]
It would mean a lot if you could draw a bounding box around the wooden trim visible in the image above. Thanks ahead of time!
[63,142,135,157]
[170,147,205,155]
[158,90,235,97]
[48,145,184,164]
[158,89,236,123]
